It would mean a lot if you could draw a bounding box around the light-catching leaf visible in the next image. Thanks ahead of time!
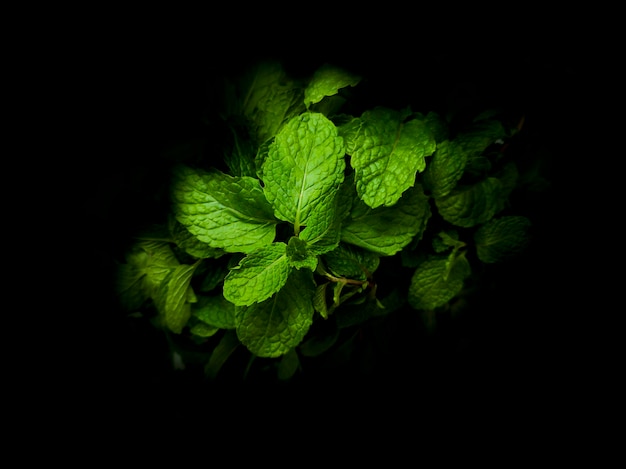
[408,254,471,311]
[341,184,431,256]
[235,269,315,358]
[435,177,503,228]
[474,216,531,263]
[340,107,436,208]
[223,243,291,306]
[262,112,345,235]
[304,64,361,108]
[171,165,277,254]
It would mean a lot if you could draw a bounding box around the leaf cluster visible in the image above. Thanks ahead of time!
[115,61,536,381]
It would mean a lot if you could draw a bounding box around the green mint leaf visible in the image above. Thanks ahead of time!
[262,112,345,234]
[192,294,236,329]
[322,243,380,281]
[304,64,361,109]
[341,107,436,208]
[230,61,305,145]
[235,269,315,358]
[171,165,277,254]
[408,254,471,311]
[423,140,468,199]
[435,177,503,228]
[300,179,353,255]
[286,236,318,271]
[156,261,200,334]
[168,216,224,259]
[341,183,431,256]
[223,243,291,306]
[474,216,531,263]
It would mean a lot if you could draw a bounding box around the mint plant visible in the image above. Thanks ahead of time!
[115,61,535,381]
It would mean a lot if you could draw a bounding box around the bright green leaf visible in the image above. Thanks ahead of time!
[171,165,277,254]
[435,177,503,228]
[304,64,361,108]
[408,254,471,311]
[262,112,345,235]
[341,107,436,208]
[474,216,531,263]
[223,243,291,306]
[341,183,431,256]
[235,269,315,358]
[192,294,236,329]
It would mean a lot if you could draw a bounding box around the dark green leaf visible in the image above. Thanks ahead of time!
[474,216,531,263]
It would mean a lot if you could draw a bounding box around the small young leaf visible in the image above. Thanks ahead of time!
[435,178,503,228]
[474,216,531,263]
[223,243,291,307]
[408,254,471,311]
[341,184,431,256]
[235,269,315,358]
[262,112,345,235]
[286,236,318,271]
[192,294,236,329]
[304,64,361,109]
[341,107,436,208]
[171,165,278,254]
